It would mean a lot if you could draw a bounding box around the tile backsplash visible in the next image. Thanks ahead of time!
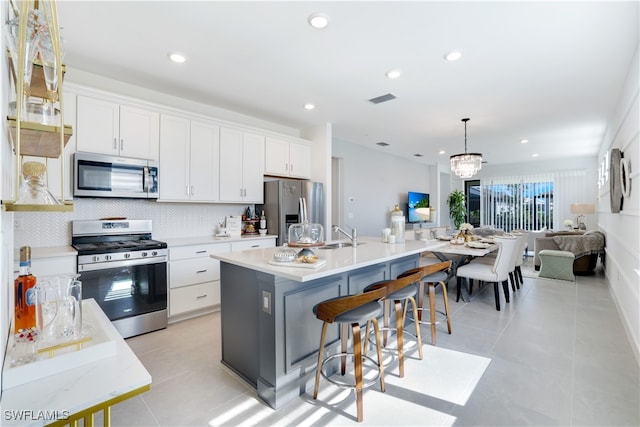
[13,199,249,248]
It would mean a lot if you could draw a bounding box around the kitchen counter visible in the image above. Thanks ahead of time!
[13,245,77,260]
[213,237,444,409]
[1,299,151,426]
[162,234,276,247]
[211,237,444,281]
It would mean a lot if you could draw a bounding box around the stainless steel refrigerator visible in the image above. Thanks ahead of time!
[259,179,325,245]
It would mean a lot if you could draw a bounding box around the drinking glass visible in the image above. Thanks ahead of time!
[35,277,59,343]
[4,12,43,116]
[37,21,65,126]
[58,279,82,338]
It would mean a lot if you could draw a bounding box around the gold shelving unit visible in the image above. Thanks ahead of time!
[2,0,73,212]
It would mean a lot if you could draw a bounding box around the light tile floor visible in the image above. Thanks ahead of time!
[108,261,639,426]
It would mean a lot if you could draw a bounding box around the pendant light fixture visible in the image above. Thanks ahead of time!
[450,118,482,179]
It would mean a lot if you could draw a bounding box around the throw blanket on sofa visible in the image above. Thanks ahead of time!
[552,231,605,258]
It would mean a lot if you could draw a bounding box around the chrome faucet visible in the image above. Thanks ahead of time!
[332,224,357,246]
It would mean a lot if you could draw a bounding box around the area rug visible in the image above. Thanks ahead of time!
[209,346,492,426]
[298,345,492,426]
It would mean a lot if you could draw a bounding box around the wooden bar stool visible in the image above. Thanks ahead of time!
[312,287,387,422]
[398,261,453,345]
[363,271,425,377]
[312,272,422,422]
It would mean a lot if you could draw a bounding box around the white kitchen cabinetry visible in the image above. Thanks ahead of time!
[264,137,311,179]
[168,243,230,318]
[219,127,264,203]
[231,238,275,251]
[76,95,160,160]
[159,115,220,202]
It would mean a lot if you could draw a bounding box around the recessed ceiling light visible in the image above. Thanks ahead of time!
[520,139,529,144]
[443,51,462,61]
[532,153,539,158]
[168,52,186,63]
[386,69,401,79]
[304,103,315,110]
[439,150,446,155]
[308,12,329,29]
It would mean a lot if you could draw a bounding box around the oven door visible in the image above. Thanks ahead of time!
[78,258,167,321]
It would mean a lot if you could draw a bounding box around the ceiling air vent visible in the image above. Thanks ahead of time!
[368,93,396,104]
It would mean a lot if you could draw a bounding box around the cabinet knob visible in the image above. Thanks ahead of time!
[113,138,118,150]
[120,139,124,151]
[196,294,208,299]
[196,269,207,274]
[190,185,195,195]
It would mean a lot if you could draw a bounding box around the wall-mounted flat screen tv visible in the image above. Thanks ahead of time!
[408,191,430,223]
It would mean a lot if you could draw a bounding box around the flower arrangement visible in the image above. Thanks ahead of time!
[459,223,474,232]
[563,219,573,229]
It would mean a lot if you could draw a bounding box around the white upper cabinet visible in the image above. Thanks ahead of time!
[264,137,311,179]
[189,120,220,201]
[159,115,220,202]
[159,115,190,201]
[219,127,264,203]
[76,95,160,160]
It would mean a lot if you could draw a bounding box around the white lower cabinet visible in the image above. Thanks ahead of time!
[231,239,276,251]
[170,282,219,317]
[168,242,231,317]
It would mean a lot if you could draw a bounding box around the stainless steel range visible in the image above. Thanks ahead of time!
[72,219,168,338]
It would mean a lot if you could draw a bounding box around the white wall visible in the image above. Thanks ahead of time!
[596,44,640,361]
[331,138,437,237]
[13,199,249,248]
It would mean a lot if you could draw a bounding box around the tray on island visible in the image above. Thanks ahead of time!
[268,259,327,269]
[287,242,325,248]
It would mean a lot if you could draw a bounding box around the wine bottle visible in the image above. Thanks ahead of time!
[14,246,37,333]
[260,210,267,229]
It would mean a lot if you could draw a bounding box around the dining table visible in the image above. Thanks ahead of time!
[426,238,499,302]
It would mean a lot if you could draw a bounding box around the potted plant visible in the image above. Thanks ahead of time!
[447,189,466,229]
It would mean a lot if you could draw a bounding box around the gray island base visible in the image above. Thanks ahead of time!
[212,237,445,409]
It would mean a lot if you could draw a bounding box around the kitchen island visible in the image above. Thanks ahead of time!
[210,237,445,409]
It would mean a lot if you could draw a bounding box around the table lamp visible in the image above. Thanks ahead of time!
[570,203,595,230]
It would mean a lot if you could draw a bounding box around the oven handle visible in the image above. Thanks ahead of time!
[143,166,150,193]
[78,256,167,272]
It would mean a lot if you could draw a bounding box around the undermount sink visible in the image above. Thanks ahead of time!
[319,242,365,249]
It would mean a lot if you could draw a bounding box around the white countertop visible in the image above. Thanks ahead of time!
[13,235,276,259]
[13,245,78,260]
[211,237,446,282]
[0,299,151,426]
[162,234,276,247]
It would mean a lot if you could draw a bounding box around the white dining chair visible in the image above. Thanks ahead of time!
[473,232,527,292]
[513,231,529,288]
[455,235,520,310]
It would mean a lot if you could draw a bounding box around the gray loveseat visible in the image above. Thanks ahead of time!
[534,230,605,275]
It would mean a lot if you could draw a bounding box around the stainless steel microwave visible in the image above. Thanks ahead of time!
[74,152,159,199]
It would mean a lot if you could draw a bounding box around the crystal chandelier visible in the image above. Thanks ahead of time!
[450,118,482,179]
